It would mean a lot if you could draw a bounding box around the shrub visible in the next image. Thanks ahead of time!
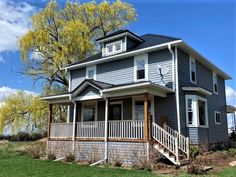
[228,148,236,157]
[187,156,209,175]
[190,146,200,158]
[47,152,56,160]
[65,153,76,162]
[110,149,123,167]
[25,141,46,159]
[8,132,46,142]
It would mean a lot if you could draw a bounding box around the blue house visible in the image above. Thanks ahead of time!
[42,29,231,166]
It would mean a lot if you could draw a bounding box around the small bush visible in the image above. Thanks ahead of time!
[187,156,209,175]
[228,148,236,157]
[7,132,46,142]
[25,141,46,159]
[65,153,76,162]
[190,146,200,158]
[47,152,56,160]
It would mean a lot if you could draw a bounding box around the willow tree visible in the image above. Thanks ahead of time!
[19,0,136,94]
[0,92,48,134]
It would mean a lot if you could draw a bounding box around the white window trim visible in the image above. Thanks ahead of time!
[81,101,98,123]
[134,53,148,82]
[214,111,221,125]
[189,56,196,84]
[185,95,208,128]
[86,65,96,80]
[110,101,123,120]
[212,72,218,94]
[105,40,123,56]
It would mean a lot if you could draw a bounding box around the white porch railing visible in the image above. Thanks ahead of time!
[152,122,177,154]
[163,123,189,158]
[76,121,105,138]
[108,120,144,139]
[50,123,73,138]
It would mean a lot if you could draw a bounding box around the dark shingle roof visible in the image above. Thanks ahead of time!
[67,32,180,67]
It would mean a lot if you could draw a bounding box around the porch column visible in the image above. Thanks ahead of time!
[72,102,77,141]
[104,98,109,161]
[144,93,149,142]
[48,104,53,139]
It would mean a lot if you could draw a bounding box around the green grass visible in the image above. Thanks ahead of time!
[1,141,236,177]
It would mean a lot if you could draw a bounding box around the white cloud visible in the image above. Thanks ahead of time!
[0,86,37,107]
[0,0,36,61]
[0,55,5,63]
[226,85,236,106]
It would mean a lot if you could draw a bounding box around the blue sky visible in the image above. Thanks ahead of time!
[0,0,235,108]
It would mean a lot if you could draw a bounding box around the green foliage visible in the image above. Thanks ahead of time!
[19,0,136,93]
[190,146,200,158]
[0,91,48,134]
[227,148,236,157]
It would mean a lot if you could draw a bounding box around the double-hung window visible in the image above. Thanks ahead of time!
[214,111,221,125]
[86,65,96,80]
[134,54,148,81]
[185,95,208,128]
[189,57,196,84]
[82,102,97,122]
[213,72,218,94]
[105,40,122,56]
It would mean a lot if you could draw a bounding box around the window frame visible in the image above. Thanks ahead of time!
[109,101,123,121]
[214,111,221,125]
[213,72,218,94]
[105,40,123,56]
[86,65,96,80]
[189,56,197,84]
[81,101,97,122]
[185,95,208,128]
[134,54,148,82]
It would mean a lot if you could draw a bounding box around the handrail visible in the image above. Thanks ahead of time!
[163,123,189,158]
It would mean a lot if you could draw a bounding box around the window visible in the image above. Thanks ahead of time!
[134,101,144,120]
[187,99,194,125]
[215,111,221,125]
[213,72,218,94]
[82,102,97,122]
[105,40,122,55]
[185,95,208,127]
[134,54,148,81]
[86,65,96,80]
[189,57,196,84]
[109,102,123,120]
[198,100,206,126]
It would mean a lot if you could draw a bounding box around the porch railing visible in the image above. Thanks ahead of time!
[50,123,73,138]
[76,121,105,138]
[108,120,144,139]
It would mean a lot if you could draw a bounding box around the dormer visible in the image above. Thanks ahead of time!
[96,29,144,57]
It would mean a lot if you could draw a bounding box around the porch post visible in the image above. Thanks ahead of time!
[48,104,53,139]
[72,102,77,144]
[104,98,109,161]
[144,93,149,142]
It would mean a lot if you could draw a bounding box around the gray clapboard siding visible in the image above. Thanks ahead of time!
[148,49,173,88]
[96,57,134,85]
[78,85,100,97]
[71,68,86,90]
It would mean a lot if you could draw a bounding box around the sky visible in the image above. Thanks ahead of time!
[0,0,235,121]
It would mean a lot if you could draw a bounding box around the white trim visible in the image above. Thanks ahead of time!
[189,56,196,84]
[63,40,182,70]
[175,47,181,133]
[124,36,127,51]
[168,44,175,90]
[212,72,218,95]
[185,95,209,128]
[72,81,101,98]
[214,111,221,125]
[68,70,71,92]
[41,94,71,100]
[97,32,143,43]
[182,87,212,96]
[86,65,97,80]
[134,53,148,82]
[109,101,123,120]
[81,101,98,122]
[105,40,123,56]
[74,94,102,101]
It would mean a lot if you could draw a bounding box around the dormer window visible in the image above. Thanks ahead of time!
[106,40,122,56]
[86,65,96,80]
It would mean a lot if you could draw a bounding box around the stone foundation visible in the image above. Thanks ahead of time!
[47,141,147,166]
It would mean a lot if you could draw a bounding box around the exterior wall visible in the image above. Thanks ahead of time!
[148,49,173,88]
[71,68,86,90]
[177,48,228,144]
[47,141,147,166]
[154,94,178,130]
[78,85,100,98]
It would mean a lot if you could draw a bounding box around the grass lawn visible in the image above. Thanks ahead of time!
[1,141,236,177]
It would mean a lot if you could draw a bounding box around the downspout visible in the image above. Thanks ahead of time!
[168,44,181,133]
[90,97,108,166]
[71,100,77,152]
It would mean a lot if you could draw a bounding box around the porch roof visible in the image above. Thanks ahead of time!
[41,79,174,103]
